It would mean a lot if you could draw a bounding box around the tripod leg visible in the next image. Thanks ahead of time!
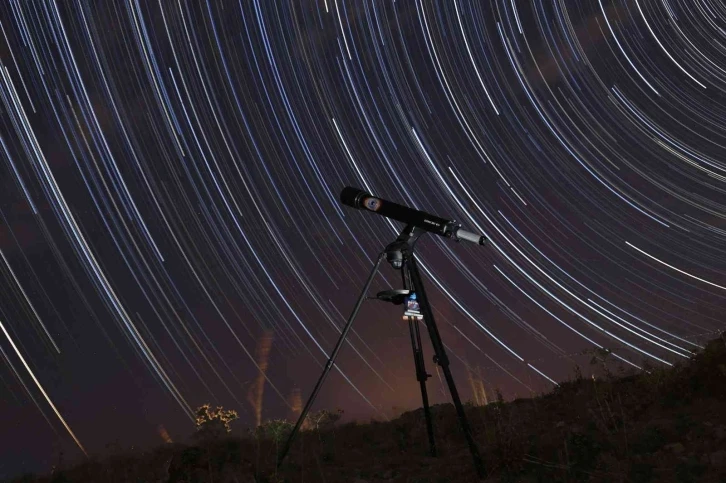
[409,316,436,457]
[407,254,487,479]
[277,251,386,469]
[401,262,437,458]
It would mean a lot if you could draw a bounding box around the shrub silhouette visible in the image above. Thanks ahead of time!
[192,404,239,442]
[253,418,293,444]
[305,408,343,432]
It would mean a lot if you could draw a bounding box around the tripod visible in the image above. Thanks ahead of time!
[276,224,486,478]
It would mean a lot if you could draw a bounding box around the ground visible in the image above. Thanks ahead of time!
[6,335,726,482]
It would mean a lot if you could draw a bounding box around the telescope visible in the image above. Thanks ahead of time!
[276,186,489,479]
[340,187,487,246]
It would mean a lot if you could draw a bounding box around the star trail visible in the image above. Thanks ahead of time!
[2,0,726,477]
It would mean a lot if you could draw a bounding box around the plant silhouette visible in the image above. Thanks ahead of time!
[193,404,239,442]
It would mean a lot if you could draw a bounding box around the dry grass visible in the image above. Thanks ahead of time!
[6,335,726,483]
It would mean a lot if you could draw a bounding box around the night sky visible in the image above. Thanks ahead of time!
[2,0,726,478]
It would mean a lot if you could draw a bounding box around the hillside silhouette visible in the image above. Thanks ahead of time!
[6,334,726,483]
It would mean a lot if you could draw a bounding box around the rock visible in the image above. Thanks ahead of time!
[352,479,370,483]
[709,450,726,467]
[715,425,726,440]
[556,421,565,428]
[664,442,685,454]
